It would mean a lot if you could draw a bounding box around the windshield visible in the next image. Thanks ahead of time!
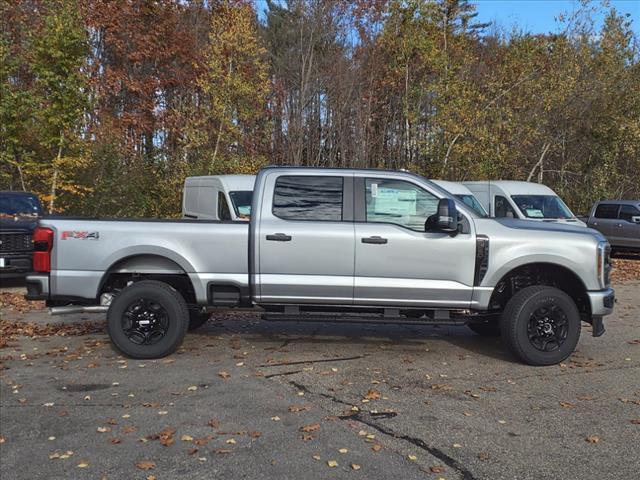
[229,191,253,219]
[0,194,42,218]
[511,195,574,219]
[455,194,488,217]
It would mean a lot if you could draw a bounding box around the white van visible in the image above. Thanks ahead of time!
[463,181,586,226]
[182,175,255,221]
[431,180,489,217]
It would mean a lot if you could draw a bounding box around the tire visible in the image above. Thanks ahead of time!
[107,280,189,359]
[500,285,581,366]
[467,321,501,337]
[188,309,210,330]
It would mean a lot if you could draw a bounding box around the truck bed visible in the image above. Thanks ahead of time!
[40,217,249,304]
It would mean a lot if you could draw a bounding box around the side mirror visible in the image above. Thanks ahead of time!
[426,198,458,234]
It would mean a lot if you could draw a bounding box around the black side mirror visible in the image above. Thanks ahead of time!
[426,198,458,234]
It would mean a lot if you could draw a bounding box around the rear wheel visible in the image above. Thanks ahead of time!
[500,285,581,366]
[107,280,189,359]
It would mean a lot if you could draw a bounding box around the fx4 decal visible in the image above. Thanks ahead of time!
[61,231,100,240]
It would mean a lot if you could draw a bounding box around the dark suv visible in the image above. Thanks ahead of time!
[0,191,43,278]
[587,200,640,254]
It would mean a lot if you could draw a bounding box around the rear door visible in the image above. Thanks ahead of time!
[353,176,476,308]
[257,173,355,304]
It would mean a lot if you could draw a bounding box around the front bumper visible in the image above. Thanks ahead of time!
[587,287,615,316]
[25,274,49,300]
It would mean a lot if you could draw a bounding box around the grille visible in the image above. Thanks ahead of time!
[0,233,33,252]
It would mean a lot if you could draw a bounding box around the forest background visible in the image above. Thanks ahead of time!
[1,0,638,217]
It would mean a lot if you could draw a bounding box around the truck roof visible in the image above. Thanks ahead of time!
[594,199,640,206]
[184,175,255,191]
[463,180,557,196]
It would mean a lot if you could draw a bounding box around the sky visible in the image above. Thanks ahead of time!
[472,0,639,34]
[255,1,640,35]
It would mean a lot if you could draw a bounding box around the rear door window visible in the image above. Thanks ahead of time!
[594,204,619,219]
[273,176,343,221]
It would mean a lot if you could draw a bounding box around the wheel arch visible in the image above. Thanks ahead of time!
[488,262,591,318]
[98,253,198,304]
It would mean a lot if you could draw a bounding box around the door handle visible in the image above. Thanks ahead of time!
[361,236,388,244]
[266,233,292,242]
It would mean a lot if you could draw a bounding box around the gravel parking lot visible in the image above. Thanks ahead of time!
[1,274,639,480]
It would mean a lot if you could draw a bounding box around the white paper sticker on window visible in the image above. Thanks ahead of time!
[371,183,378,198]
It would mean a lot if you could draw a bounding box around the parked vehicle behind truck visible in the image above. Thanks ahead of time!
[25,167,614,366]
[463,181,586,226]
[431,180,489,217]
[0,191,43,278]
[182,175,254,221]
[587,200,640,254]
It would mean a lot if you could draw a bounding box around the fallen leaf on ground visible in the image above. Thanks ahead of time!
[327,460,338,467]
[351,464,361,470]
[288,405,310,412]
[430,465,445,473]
[300,423,320,433]
[338,448,348,454]
[363,389,381,400]
[586,436,600,444]
[136,460,156,470]
[218,371,231,380]
[181,435,194,442]
[407,455,417,461]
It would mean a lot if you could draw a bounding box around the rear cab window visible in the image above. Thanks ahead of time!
[272,176,343,221]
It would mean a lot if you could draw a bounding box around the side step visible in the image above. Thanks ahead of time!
[261,309,468,326]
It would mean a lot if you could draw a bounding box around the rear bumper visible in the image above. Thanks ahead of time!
[25,274,49,300]
[587,288,615,316]
[0,252,32,277]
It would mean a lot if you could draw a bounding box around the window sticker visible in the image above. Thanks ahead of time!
[374,188,417,215]
[525,208,544,218]
[371,183,378,198]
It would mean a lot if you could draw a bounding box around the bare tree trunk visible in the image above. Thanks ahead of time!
[527,142,551,182]
[441,133,462,177]
[16,162,26,191]
[49,135,64,214]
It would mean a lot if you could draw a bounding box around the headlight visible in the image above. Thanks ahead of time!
[597,241,611,288]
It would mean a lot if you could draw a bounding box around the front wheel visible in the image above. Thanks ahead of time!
[500,286,581,366]
[107,280,189,359]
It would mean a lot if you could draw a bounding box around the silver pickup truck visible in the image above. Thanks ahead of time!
[25,167,615,365]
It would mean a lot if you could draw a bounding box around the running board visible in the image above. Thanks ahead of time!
[261,311,467,326]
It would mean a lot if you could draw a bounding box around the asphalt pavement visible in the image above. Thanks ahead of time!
[1,281,639,479]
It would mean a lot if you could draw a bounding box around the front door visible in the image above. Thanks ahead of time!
[619,204,640,249]
[353,176,476,308]
[257,173,355,304]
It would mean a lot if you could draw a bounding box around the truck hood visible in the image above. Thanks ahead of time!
[0,216,38,233]
[493,218,606,241]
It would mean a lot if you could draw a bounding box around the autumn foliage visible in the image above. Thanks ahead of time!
[1,0,639,217]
